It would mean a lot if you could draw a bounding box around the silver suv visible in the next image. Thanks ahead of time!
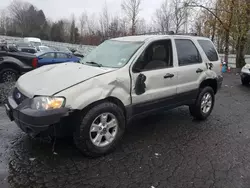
[5,34,223,157]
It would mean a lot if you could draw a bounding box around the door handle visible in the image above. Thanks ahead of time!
[164,73,174,79]
[196,68,203,73]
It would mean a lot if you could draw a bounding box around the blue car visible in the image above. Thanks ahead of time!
[36,51,80,67]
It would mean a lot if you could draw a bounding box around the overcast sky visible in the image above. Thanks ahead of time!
[1,0,164,22]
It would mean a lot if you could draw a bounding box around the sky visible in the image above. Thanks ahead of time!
[0,0,164,22]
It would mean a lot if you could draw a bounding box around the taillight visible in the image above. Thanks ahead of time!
[32,58,38,68]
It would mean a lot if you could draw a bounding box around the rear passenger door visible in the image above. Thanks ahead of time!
[197,39,221,75]
[175,39,207,95]
[55,52,70,63]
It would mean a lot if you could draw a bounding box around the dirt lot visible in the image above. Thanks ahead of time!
[0,73,250,188]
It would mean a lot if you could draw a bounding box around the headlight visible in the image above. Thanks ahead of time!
[31,96,65,110]
[243,64,250,69]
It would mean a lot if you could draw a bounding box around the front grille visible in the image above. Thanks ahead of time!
[13,88,28,105]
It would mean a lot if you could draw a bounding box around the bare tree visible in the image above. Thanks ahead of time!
[8,0,31,36]
[154,0,171,33]
[0,10,7,35]
[79,12,87,37]
[170,0,188,33]
[99,1,110,39]
[121,0,142,35]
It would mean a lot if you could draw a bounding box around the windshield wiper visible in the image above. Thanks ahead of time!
[85,61,103,67]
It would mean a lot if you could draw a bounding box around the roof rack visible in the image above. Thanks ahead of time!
[136,31,198,36]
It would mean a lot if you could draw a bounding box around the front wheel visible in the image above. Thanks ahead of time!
[189,86,215,120]
[241,77,249,85]
[73,102,125,157]
[0,68,19,83]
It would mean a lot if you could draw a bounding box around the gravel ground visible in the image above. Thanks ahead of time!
[1,73,250,188]
[0,83,15,105]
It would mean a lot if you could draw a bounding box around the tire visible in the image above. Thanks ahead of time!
[241,77,249,85]
[73,102,125,158]
[189,86,215,120]
[0,68,19,83]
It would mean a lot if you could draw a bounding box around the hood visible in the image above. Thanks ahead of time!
[17,63,115,97]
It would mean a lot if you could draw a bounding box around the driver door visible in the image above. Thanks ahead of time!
[130,39,178,116]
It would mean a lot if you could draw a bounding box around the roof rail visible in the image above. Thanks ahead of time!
[136,31,198,36]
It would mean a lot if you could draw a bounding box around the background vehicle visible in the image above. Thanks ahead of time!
[0,43,37,83]
[4,34,223,157]
[240,63,250,85]
[36,45,52,52]
[36,51,80,66]
[15,41,37,54]
[23,37,42,47]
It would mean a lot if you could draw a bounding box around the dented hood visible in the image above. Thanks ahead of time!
[16,63,115,97]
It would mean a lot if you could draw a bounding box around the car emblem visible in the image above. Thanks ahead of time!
[16,92,21,99]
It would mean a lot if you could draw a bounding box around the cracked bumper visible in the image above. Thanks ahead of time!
[5,95,70,137]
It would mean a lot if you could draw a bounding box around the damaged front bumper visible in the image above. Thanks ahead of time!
[5,94,71,137]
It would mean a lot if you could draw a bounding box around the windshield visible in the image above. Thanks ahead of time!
[80,40,143,68]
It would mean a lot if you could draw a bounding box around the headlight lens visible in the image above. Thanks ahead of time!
[31,96,65,110]
[243,64,250,69]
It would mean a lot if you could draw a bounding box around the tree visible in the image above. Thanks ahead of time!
[8,0,31,36]
[187,0,235,65]
[79,12,87,37]
[70,15,76,43]
[50,20,65,42]
[99,2,110,40]
[170,0,189,33]
[121,0,142,35]
[154,0,171,32]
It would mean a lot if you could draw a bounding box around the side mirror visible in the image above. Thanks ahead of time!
[38,56,43,60]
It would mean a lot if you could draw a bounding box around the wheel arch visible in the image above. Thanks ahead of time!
[79,96,127,121]
[0,62,21,73]
[199,78,218,94]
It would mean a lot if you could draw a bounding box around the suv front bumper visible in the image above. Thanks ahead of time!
[5,95,70,137]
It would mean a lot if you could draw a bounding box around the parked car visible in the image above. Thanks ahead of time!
[240,63,250,85]
[0,43,37,83]
[18,47,37,54]
[36,51,80,66]
[5,34,223,157]
[15,41,37,54]
[23,37,42,47]
[36,45,52,52]
[52,46,72,54]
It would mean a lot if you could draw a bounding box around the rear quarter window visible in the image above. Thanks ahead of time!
[198,40,219,61]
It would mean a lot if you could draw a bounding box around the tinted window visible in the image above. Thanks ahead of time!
[198,40,219,61]
[57,53,68,58]
[40,53,54,58]
[175,39,202,66]
[133,40,173,72]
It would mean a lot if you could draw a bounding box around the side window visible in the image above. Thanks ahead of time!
[57,53,68,59]
[40,53,54,58]
[198,40,219,61]
[133,40,173,72]
[175,39,202,66]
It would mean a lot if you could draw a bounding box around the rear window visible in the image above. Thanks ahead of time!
[198,40,219,61]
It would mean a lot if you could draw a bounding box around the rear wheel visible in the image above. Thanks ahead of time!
[0,68,19,83]
[73,102,125,157]
[189,86,215,120]
[241,77,249,85]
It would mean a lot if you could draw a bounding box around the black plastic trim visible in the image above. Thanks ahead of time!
[126,89,198,121]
